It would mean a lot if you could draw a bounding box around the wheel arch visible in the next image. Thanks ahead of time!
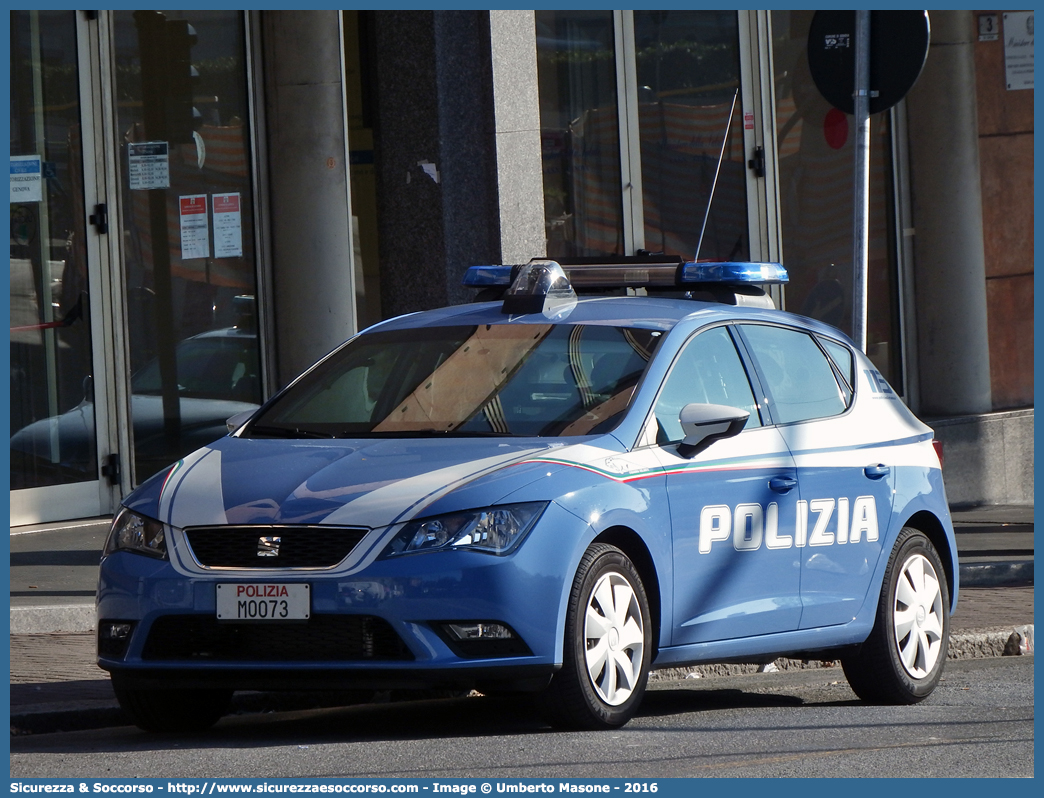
[902,510,956,612]
[591,525,662,657]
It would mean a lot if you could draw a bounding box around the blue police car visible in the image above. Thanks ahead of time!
[97,258,956,732]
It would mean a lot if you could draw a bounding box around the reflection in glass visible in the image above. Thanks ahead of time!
[654,326,761,443]
[112,10,263,483]
[250,325,660,439]
[771,11,902,386]
[634,11,748,261]
[9,11,97,490]
[536,10,623,257]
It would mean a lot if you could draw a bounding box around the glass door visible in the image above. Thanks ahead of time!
[536,11,769,262]
[108,10,264,486]
[770,11,903,386]
[630,10,749,262]
[10,10,265,525]
[10,11,118,525]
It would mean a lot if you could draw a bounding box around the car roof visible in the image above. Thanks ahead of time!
[365,295,856,345]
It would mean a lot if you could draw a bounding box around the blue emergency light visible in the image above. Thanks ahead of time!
[680,260,788,285]
[462,258,788,291]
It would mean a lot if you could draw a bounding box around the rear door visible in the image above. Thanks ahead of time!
[735,324,895,629]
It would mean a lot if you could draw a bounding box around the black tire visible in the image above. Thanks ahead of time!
[111,677,232,733]
[541,544,652,729]
[842,527,950,704]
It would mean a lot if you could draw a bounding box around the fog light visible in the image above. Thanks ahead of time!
[98,620,135,659]
[446,622,515,640]
[435,621,532,659]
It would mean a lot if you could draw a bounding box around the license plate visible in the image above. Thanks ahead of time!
[216,583,310,621]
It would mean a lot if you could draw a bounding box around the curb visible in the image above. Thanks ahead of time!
[959,561,1033,587]
[10,605,95,635]
[10,625,1034,736]
[649,624,1035,682]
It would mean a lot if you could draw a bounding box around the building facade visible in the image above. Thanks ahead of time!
[8,9,1033,527]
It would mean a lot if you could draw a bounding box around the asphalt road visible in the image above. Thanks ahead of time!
[10,656,1033,779]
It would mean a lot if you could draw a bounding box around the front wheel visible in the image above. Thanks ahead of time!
[842,528,950,703]
[541,544,652,729]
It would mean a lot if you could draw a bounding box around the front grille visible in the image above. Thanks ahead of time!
[142,614,414,662]
[185,526,368,569]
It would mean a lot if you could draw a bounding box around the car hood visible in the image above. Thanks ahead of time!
[126,435,615,530]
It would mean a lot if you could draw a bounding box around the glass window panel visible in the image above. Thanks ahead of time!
[9,11,98,490]
[112,10,263,484]
[740,324,846,424]
[634,11,748,261]
[536,10,624,257]
[771,10,903,388]
[654,326,760,443]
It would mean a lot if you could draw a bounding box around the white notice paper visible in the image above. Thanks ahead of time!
[128,141,170,190]
[1004,11,1034,90]
[212,193,243,258]
[179,194,209,260]
[10,155,42,203]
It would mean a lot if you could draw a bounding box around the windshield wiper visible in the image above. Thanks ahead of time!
[329,429,516,439]
[247,424,335,439]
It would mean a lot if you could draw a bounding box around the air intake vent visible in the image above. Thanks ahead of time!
[142,614,413,661]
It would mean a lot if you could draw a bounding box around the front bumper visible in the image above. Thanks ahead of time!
[96,502,588,690]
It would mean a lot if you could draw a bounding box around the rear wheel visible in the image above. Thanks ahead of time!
[842,528,950,703]
[542,544,651,729]
[111,677,232,733]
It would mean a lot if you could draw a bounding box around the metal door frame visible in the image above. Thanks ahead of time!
[10,11,125,527]
[610,10,777,264]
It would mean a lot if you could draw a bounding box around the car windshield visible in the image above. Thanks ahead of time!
[247,324,661,438]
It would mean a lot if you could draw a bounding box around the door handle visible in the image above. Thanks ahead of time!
[89,203,108,234]
[864,464,890,480]
[769,475,797,493]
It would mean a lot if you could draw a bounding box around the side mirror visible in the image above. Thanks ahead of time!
[226,409,255,434]
[677,403,749,458]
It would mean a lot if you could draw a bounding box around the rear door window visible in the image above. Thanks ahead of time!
[737,324,847,425]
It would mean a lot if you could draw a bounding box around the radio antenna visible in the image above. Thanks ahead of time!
[694,87,739,263]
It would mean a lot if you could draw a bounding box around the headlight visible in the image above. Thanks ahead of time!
[383,502,547,557]
[103,508,167,559]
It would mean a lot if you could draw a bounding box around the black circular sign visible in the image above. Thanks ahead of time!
[807,10,930,115]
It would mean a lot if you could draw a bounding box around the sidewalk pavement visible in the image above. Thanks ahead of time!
[9,506,1034,735]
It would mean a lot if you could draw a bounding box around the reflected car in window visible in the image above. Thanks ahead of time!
[9,326,260,489]
[96,259,957,733]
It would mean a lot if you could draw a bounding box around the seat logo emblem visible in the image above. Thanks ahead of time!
[257,536,281,557]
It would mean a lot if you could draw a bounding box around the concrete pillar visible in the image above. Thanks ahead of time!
[262,11,355,387]
[489,11,547,262]
[371,11,501,319]
[905,10,992,416]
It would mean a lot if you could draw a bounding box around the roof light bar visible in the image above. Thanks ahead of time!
[463,258,788,291]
